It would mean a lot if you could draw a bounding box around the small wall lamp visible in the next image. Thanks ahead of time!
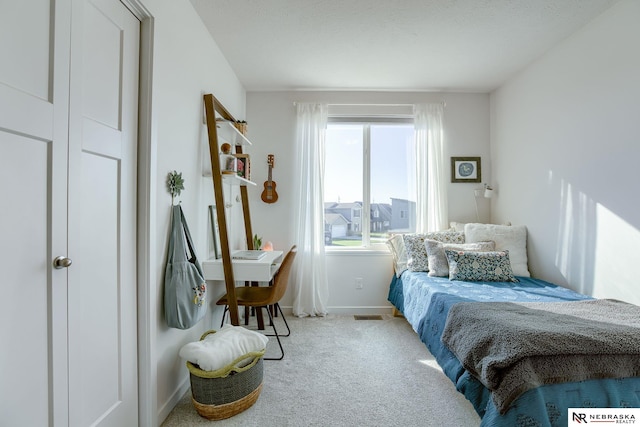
[484,184,494,199]
[473,184,494,199]
[474,184,494,221]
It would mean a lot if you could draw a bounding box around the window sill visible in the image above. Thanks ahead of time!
[325,247,391,256]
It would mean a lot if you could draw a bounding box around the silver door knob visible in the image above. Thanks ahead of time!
[53,256,73,269]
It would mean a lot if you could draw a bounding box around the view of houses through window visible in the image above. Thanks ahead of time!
[324,121,417,247]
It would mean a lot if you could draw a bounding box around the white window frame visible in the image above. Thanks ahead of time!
[325,116,414,252]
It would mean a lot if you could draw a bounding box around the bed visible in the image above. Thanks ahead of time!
[386,225,640,427]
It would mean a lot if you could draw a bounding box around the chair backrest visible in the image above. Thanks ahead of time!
[268,245,297,304]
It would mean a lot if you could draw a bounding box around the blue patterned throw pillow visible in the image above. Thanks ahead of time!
[403,231,465,272]
[445,249,518,282]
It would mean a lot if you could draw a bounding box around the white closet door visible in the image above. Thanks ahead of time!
[0,0,71,425]
[0,1,140,425]
[66,0,140,426]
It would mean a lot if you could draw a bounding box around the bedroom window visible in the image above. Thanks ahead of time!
[324,120,416,248]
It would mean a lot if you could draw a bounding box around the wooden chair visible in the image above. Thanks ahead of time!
[217,245,297,360]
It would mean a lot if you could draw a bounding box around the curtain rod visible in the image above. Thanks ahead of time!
[328,103,414,107]
[292,101,446,107]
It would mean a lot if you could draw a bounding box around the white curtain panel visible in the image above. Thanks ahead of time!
[292,103,329,317]
[414,103,448,232]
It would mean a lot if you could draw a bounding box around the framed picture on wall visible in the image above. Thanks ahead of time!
[451,157,481,183]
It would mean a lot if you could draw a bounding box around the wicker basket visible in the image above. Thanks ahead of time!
[186,330,265,420]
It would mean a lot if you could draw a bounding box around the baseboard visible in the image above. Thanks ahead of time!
[280,305,395,316]
[327,306,397,315]
[158,375,190,425]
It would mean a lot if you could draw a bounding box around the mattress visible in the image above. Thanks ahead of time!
[388,271,640,427]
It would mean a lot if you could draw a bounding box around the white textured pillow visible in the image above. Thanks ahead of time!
[449,222,466,232]
[451,221,512,232]
[464,223,530,277]
[386,234,408,277]
[179,324,268,371]
[425,239,496,277]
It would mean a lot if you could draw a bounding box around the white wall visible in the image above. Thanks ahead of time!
[490,0,640,304]
[246,91,491,313]
[143,0,640,421]
[141,0,247,423]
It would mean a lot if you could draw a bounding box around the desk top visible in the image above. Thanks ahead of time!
[202,250,284,282]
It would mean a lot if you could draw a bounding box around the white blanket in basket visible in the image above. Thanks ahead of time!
[179,325,268,371]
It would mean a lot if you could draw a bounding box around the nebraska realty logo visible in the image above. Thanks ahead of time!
[569,408,639,425]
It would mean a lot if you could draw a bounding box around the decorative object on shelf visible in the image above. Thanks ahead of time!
[233,120,247,135]
[167,170,185,205]
[220,143,237,175]
[262,241,273,252]
[214,119,252,147]
[253,234,262,250]
[234,154,250,179]
[451,157,481,183]
[209,205,221,259]
[261,154,278,204]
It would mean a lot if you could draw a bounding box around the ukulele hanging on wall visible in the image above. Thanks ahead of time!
[261,154,278,204]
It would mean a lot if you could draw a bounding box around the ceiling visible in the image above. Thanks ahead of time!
[190,0,619,92]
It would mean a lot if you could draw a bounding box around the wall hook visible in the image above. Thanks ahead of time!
[167,170,185,205]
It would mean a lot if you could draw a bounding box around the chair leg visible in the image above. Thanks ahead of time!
[264,303,290,337]
[220,305,229,327]
[263,305,284,361]
[275,303,291,337]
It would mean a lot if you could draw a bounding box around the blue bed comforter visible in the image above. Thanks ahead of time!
[388,272,640,427]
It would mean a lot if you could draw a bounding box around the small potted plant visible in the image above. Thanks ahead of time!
[253,234,262,250]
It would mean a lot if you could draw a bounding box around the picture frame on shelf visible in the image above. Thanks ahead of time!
[234,154,250,180]
[208,205,221,259]
[451,156,481,183]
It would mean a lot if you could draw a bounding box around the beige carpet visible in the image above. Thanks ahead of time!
[161,314,480,427]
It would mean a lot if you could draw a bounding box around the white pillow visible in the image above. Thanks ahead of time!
[179,324,268,371]
[451,221,512,232]
[449,222,466,232]
[386,234,408,277]
[464,223,530,277]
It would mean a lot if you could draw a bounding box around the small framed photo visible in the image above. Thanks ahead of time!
[234,154,250,180]
[451,157,481,183]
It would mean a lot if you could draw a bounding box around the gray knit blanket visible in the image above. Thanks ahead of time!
[441,299,640,414]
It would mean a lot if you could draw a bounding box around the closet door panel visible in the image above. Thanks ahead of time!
[0,133,50,427]
[0,0,51,99]
[0,1,71,425]
[0,0,55,141]
[67,0,139,425]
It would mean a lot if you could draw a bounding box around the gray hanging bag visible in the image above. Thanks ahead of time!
[164,205,207,329]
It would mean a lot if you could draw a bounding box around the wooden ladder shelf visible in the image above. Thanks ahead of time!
[203,94,255,326]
